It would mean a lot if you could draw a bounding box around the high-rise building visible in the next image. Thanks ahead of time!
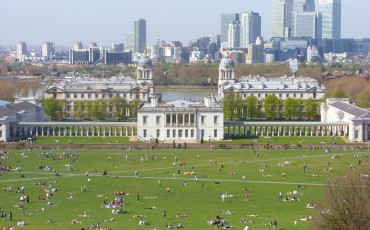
[272,0,293,37]
[88,42,98,48]
[293,11,322,39]
[126,32,134,52]
[41,41,55,60]
[112,43,124,52]
[16,41,27,61]
[221,13,239,47]
[73,41,83,50]
[134,18,146,53]
[292,0,315,13]
[228,21,241,48]
[240,11,261,48]
[319,0,341,39]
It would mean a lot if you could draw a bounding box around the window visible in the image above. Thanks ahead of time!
[74,94,77,99]
[81,94,84,99]
[214,129,218,137]
[123,94,126,99]
[156,116,161,124]
[172,114,177,124]
[244,94,246,98]
[156,129,160,138]
[167,129,170,138]
[191,129,194,138]
[301,94,304,98]
[102,94,105,99]
[185,129,188,138]
[143,129,147,138]
[265,94,268,98]
[178,129,183,137]
[286,94,289,98]
[258,94,261,98]
[190,114,195,124]
[95,94,98,99]
[201,116,205,124]
[143,116,148,124]
[184,114,189,124]
[109,94,113,98]
[293,94,296,98]
[201,129,205,138]
[214,116,218,124]
[166,114,171,125]
[172,129,176,137]
[88,94,91,99]
[67,94,70,99]
[279,94,282,98]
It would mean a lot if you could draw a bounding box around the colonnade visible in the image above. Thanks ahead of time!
[224,122,349,137]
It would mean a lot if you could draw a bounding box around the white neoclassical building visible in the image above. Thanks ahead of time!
[44,57,154,117]
[217,57,326,100]
[137,95,224,141]
[0,98,44,142]
[321,98,370,142]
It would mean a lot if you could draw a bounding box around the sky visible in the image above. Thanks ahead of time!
[0,0,369,47]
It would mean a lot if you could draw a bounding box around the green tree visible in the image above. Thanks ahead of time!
[129,98,141,118]
[285,98,299,119]
[86,101,95,119]
[245,95,258,119]
[43,98,63,119]
[94,99,108,120]
[73,100,85,120]
[276,99,284,118]
[263,95,279,118]
[304,99,319,120]
[356,90,370,108]
[110,96,127,120]
[222,93,239,120]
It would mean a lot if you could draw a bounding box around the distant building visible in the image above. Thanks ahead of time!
[137,95,224,141]
[240,11,261,48]
[69,47,100,65]
[293,11,322,39]
[221,13,239,47]
[319,0,341,39]
[41,41,55,61]
[272,0,293,37]
[16,41,27,62]
[126,32,135,53]
[228,21,241,48]
[102,49,132,65]
[218,56,325,100]
[45,56,153,117]
[112,43,124,52]
[134,18,146,53]
[73,41,83,50]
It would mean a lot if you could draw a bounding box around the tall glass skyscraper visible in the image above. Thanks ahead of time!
[272,0,293,37]
[293,11,322,39]
[134,18,146,53]
[221,13,239,47]
[240,11,261,48]
[319,0,341,39]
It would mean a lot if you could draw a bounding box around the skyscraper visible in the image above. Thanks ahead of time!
[240,11,261,48]
[228,21,241,48]
[319,0,341,39]
[126,32,134,52]
[272,0,293,37]
[16,41,27,61]
[292,0,315,13]
[221,13,239,47]
[293,11,322,39]
[41,41,55,60]
[134,18,146,53]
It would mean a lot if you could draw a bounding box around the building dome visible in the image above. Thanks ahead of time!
[219,57,234,69]
[138,56,152,68]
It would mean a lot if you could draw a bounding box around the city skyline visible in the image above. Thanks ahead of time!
[0,0,369,47]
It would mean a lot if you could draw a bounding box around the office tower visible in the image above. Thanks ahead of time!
[16,41,27,61]
[228,21,241,48]
[292,0,315,13]
[221,13,239,47]
[134,18,146,53]
[73,41,83,50]
[293,11,322,39]
[319,0,341,39]
[272,0,293,37]
[88,42,98,48]
[126,32,134,52]
[41,41,55,60]
[240,11,261,48]
[112,43,124,52]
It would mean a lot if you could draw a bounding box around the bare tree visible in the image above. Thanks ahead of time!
[312,167,370,230]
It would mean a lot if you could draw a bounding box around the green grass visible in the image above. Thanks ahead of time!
[210,136,347,145]
[0,148,368,229]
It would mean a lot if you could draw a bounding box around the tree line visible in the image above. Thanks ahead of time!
[221,93,320,120]
[42,97,141,120]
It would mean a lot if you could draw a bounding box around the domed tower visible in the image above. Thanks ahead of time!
[137,56,154,94]
[218,56,235,95]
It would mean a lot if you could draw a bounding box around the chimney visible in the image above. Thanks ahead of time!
[150,95,158,107]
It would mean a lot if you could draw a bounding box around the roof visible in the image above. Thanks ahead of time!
[330,101,370,119]
[0,101,36,118]
[0,100,10,107]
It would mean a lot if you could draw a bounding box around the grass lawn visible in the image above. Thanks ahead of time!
[35,136,138,145]
[210,136,347,145]
[0,147,368,229]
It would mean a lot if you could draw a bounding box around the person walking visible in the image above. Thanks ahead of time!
[162,210,166,218]
[137,193,140,202]
[9,212,12,221]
